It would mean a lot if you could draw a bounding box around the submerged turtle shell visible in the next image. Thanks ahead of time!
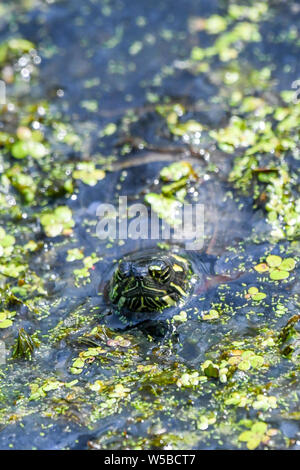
[108,249,194,314]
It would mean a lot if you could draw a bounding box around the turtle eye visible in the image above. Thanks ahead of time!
[117,261,131,279]
[149,264,170,282]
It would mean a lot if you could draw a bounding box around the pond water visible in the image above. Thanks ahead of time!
[0,0,299,450]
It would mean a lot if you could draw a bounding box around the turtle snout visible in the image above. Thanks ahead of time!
[131,266,147,281]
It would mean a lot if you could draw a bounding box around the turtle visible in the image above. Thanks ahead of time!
[104,244,232,324]
[102,244,242,340]
[108,249,194,314]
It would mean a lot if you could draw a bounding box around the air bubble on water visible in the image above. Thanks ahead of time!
[33,56,42,65]
[32,121,41,129]
[18,57,29,67]
[21,68,30,79]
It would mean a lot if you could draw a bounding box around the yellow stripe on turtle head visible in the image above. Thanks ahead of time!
[162,295,176,307]
[172,263,184,272]
[170,282,188,297]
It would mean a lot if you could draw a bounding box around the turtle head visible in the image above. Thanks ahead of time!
[108,250,192,313]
